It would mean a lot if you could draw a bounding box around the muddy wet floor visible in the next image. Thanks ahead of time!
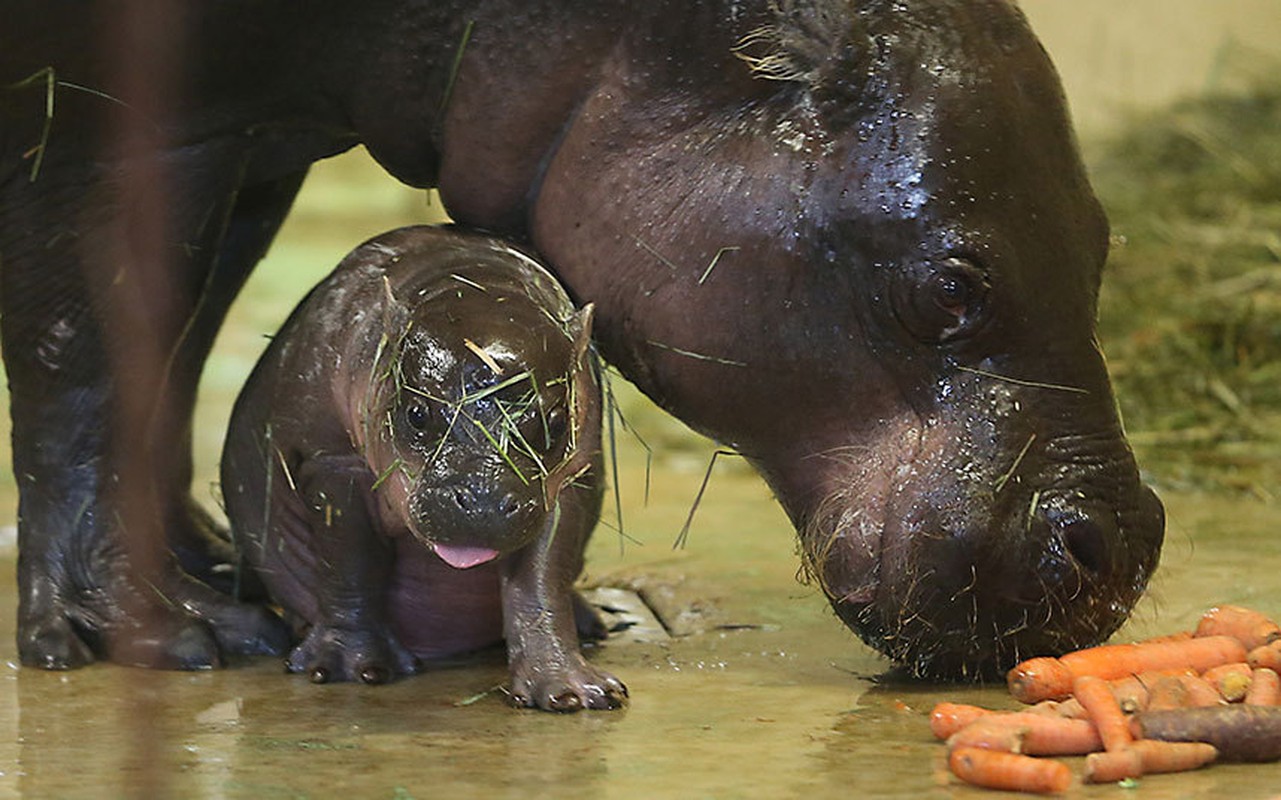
[0,464,1279,798]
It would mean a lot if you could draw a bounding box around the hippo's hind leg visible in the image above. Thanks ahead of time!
[162,170,311,600]
[0,156,301,669]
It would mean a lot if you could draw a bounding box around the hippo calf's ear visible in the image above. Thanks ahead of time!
[567,303,596,373]
[541,304,599,508]
[377,274,412,339]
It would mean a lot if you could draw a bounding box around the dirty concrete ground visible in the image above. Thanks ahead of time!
[2,4,1281,797]
[0,414,1279,798]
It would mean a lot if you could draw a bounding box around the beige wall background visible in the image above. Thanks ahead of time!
[1021,0,1281,136]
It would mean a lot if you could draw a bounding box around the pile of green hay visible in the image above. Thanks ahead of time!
[1091,61,1281,498]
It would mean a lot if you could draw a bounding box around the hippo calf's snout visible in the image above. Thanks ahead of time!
[414,481,543,553]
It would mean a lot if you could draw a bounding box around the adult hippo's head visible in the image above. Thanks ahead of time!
[441,0,1164,677]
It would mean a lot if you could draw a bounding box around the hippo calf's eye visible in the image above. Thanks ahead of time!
[405,402,430,431]
[546,407,569,442]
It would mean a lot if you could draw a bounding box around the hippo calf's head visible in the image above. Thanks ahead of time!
[357,247,597,570]
[524,0,1164,676]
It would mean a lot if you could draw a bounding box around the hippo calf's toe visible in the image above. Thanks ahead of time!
[221,226,624,711]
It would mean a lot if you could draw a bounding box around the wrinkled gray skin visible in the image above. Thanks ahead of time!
[0,0,1162,678]
[222,226,623,710]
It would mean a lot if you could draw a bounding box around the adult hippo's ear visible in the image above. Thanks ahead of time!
[731,0,875,117]
[889,257,991,343]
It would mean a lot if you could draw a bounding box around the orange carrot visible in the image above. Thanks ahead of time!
[1204,663,1253,702]
[1203,662,1252,683]
[1059,635,1247,681]
[948,713,1102,756]
[1017,715,1104,756]
[1220,673,1252,702]
[948,747,1072,794]
[1246,668,1281,706]
[1085,741,1217,783]
[1008,636,1247,704]
[947,720,1024,753]
[1027,698,1087,720]
[1083,748,1143,783]
[1248,641,1281,671]
[1075,675,1133,752]
[1109,674,1152,713]
[1196,605,1281,651]
[1178,675,1227,708]
[1146,675,1191,711]
[1007,657,1074,704]
[929,702,991,740]
[1129,739,1218,773]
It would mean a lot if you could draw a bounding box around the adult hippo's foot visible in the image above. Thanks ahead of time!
[168,496,268,602]
[18,521,291,670]
[0,89,317,669]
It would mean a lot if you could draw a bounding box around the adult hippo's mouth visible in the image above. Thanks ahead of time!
[764,366,1165,680]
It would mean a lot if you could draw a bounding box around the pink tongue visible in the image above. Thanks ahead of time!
[433,544,501,569]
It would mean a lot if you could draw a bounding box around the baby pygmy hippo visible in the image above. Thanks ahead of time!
[221,225,626,711]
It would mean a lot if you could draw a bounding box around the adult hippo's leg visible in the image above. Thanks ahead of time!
[162,170,311,598]
[0,154,297,669]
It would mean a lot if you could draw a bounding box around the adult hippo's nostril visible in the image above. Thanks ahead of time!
[1058,516,1114,577]
[1034,495,1123,581]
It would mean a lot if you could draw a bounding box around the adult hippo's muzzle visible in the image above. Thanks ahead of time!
[788,363,1165,679]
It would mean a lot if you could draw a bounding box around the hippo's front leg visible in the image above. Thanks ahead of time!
[288,455,420,685]
[500,487,627,712]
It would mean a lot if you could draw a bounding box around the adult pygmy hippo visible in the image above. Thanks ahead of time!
[0,0,1163,678]
[221,226,624,710]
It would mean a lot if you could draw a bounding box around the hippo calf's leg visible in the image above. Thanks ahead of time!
[284,455,421,685]
[501,494,628,712]
[499,361,626,711]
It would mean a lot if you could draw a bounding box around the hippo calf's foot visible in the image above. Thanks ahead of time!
[286,623,422,685]
[508,653,628,712]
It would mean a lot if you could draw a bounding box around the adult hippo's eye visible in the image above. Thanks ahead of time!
[891,257,989,343]
[933,273,970,314]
